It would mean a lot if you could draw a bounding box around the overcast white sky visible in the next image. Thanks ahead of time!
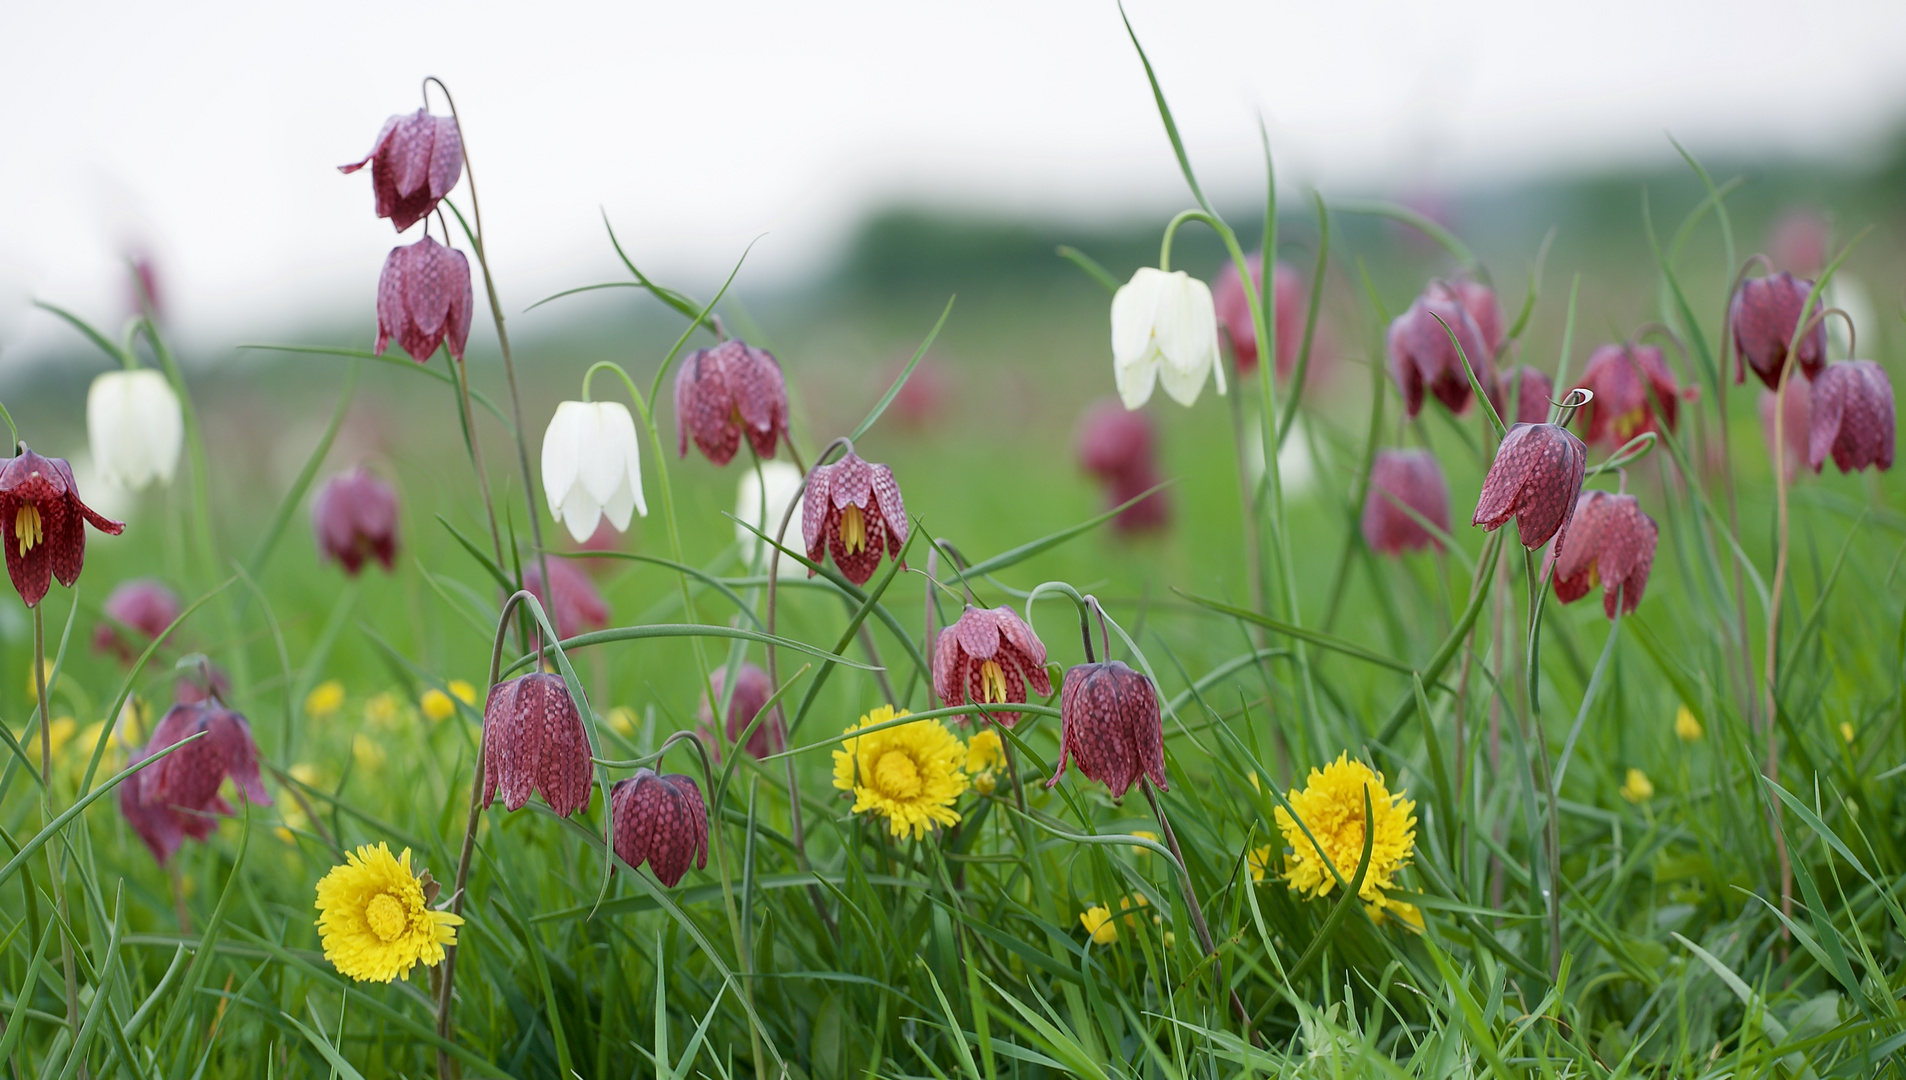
[4,0,1904,362]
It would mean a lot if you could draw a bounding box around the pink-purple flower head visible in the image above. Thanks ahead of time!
[124,701,270,864]
[610,769,708,888]
[1361,449,1449,556]
[94,578,180,662]
[1544,491,1658,618]
[1075,400,1170,534]
[1212,253,1324,379]
[481,673,592,817]
[1729,271,1827,391]
[674,340,791,466]
[313,468,399,576]
[1472,422,1588,550]
[802,451,907,586]
[934,605,1051,727]
[375,237,473,363]
[1498,366,1555,426]
[1050,660,1166,799]
[521,559,611,640]
[1429,279,1505,360]
[1807,360,1894,474]
[339,110,463,232]
[0,447,125,609]
[1387,289,1494,419]
[1576,344,1686,448]
[696,664,785,760]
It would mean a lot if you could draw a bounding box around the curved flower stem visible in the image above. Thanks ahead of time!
[449,352,506,575]
[1522,550,1562,982]
[1140,779,1248,1031]
[1765,358,1799,922]
[34,607,82,1053]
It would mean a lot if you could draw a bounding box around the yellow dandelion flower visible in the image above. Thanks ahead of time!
[364,691,405,729]
[965,728,1005,795]
[1619,768,1654,804]
[1840,722,1855,744]
[1674,706,1703,742]
[1132,829,1161,855]
[1274,753,1420,928]
[832,706,967,840]
[448,679,479,706]
[420,689,456,722]
[314,843,462,983]
[605,706,638,735]
[305,680,346,718]
[352,733,385,770]
[1080,905,1117,944]
[1248,844,1273,882]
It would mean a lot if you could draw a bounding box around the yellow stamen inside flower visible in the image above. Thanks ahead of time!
[1613,408,1648,440]
[365,893,407,942]
[979,660,1007,703]
[840,504,867,554]
[873,750,922,800]
[15,505,41,555]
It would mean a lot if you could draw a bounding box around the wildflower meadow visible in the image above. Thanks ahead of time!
[7,16,1906,1080]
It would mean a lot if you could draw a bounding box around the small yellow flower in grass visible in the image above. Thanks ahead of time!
[1840,722,1855,744]
[1248,845,1273,882]
[365,691,405,729]
[1080,905,1117,944]
[1674,706,1703,742]
[448,679,478,706]
[305,680,345,718]
[1132,829,1160,855]
[605,706,637,736]
[45,717,77,759]
[314,842,462,983]
[1274,753,1421,930]
[832,705,968,840]
[420,689,455,722]
[352,733,385,770]
[1619,768,1654,804]
[277,764,323,843]
[966,728,1005,795]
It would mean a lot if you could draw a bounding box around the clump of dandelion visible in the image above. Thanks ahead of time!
[420,680,475,723]
[832,706,967,840]
[1274,753,1422,929]
[1620,768,1654,804]
[1080,905,1117,944]
[965,728,1006,795]
[1674,705,1702,742]
[305,680,346,718]
[314,843,461,983]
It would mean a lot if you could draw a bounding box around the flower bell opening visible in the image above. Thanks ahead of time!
[15,505,41,555]
[840,504,866,554]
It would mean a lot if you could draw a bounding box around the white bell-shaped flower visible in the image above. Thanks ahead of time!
[86,369,183,491]
[735,460,806,576]
[1111,267,1224,409]
[541,400,647,543]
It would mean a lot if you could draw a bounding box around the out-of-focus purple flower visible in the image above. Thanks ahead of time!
[1387,290,1494,419]
[1576,344,1687,447]
[338,110,463,232]
[313,468,399,576]
[1076,400,1154,480]
[124,700,270,863]
[1050,660,1166,799]
[481,673,592,817]
[1545,491,1658,618]
[1429,279,1505,360]
[120,746,182,863]
[1212,253,1327,379]
[696,664,785,760]
[1768,208,1830,276]
[1807,360,1895,474]
[374,237,473,363]
[1497,366,1554,426]
[1472,423,1588,550]
[1730,272,1827,391]
[95,579,181,661]
[1759,380,1813,481]
[0,447,125,609]
[674,340,791,466]
[175,664,231,706]
[610,769,708,888]
[802,451,907,586]
[1106,466,1171,534]
[1361,450,1449,556]
[888,355,951,429]
[933,606,1051,727]
[521,558,611,640]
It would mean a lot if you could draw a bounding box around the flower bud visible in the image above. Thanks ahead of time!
[1497,366,1554,426]
[610,769,709,888]
[87,369,183,491]
[1111,268,1224,409]
[481,673,592,817]
[1471,423,1588,550]
[144,701,271,815]
[1576,344,1686,447]
[1544,491,1658,617]
[1387,290,1493,419]
[542,400,647,543]
[1049,661,1166,799]
[520,559,611,640]
[94,579,180,662]
[1361,449,1449,556]
[801,451,907,586]
[338,110,463,232]
[1807,360,1894,474]
[933,606,1052,727]
[1729,272,1827,390]
[674,340,792,466]
[312,468,399,576]
[374,237,473,363]
[0,446,125,608]
[696,664,785,760]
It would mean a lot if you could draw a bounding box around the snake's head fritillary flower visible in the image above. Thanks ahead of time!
[338,110,463,232]
[374,236,473,363]
[87,369,183,491]
[1769,207,1830,276]
[1759,378,1813,481]
[1471,423,1588,550]
[1807,360,1894,474]
[1361,449,1449,556]
[1729,272,1827,390]
[1111,268,1224,409]
[736,460,806,575]
[315,842,463,983]
[312,468,399,576]
[609,769,709,888]
[933,605,1052,727]
[1212,253,1317,378]
[674,339,792,466]
[1273,753,1421,929]
[1544,490,1658,618]
[1497,366,1554,426]
[1050,661,1165,799]
[1106,466,1171,534]
[0,447,125,609]
[832,705,969,840]
[1576,344,1687,447]
[93,578,180,662]
[542,400,647,543]
[174,664,231,707]
[802,451,907,586]
[119,745,185,863]
[481,672,592,816]
[520,558,611,640]
[1428,279,1505,360]
[1387,291,1493,419]
[136,700,270,853]
[696,663,785,760]
[1075,399,1155,480]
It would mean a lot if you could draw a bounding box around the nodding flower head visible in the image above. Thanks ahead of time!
[1806,360,1894,475]
[339,109,463,232]
[481,673,592,817]
[374,236,473,363]
[696,663,785,760]
[1427,279,1505,360]
[1729,271,1827,390]
[1050,661,1166,799]
[1075,399,1155,481]
[801,451,907,586]
[1497,366,1555,426]
[1471,423,1588,550]
[1111,268,1224,409]
[1544,491,1658,618]
[519,558,611,640]
[94,579,180,662]
[1387,289,1494,419]
[933,605,1052,727]
[312,468,399,576]
[542,400,647,543]
[1212,253,1317,378]
[1361,449,1450,556]
[125,700,270,863]
[0,447,125,608]
[610,769,709,888]
[674,339,792,466]
[1576,344,1686,447]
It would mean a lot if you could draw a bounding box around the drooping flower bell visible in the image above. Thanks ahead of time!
[1471,423,1588,550]
[1111,268,1224,409]
[175,663,232,706]
[374,237,474,363]
[802,451,908,586]
[94,578,180,661]
[481,673,592,817]
[542,400,647,543]
[521,558,611,640]
[1075,400,1170,534]
[609,769,709,888]
[674,339,793,465]
[1497,366,1554,426]
[1575,344,1686,447]
[1361,449,1449,556]
[696,663,785,760]
[1807,360,1895,474]
[338,109,464,232]
[1543,490,1658,618]
[119,747,183,863]
[312,468,399,576]
[1729,272,1827,390]
[0,446,125,608]
[736,460,806,576]
[1212,253,1324,379]
[1428,279,1505,359]
[125,700,270,863]
[87,369,183,491]
[934,605,1052,727]
[1050,660,1166,799]
[1387,289,1493,419]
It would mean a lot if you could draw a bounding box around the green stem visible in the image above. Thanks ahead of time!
[34,606,81,1052]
